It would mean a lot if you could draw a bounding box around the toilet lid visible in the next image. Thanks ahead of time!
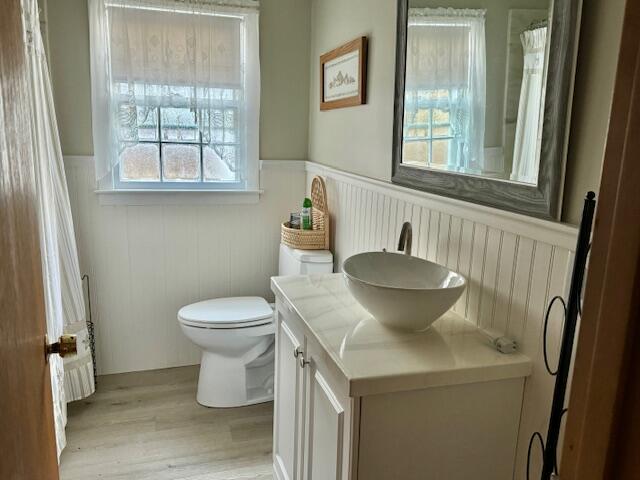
[178,297,273,328]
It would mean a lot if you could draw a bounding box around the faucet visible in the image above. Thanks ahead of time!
[397,222,412,255]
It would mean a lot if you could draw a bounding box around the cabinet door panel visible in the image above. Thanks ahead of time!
[305,369,345,480]
[274,316,304,480]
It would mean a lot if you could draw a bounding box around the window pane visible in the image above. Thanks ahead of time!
[217,145,238,172]
[224,108,236,128]
[137,107,158,141]
[203,146,236,182]
[119,143,160,181]
[162,144,200,181]
[161,108,198,142]
[404,106,430,142]
[406,127,428,138]
[204,109,223,143]
[432,125,451,138]
[402,141,429,166]
[431,139,450,165]
[432,108,450,125]
[201,108,238,144]
[414,108,430,126]
[117,105,158,142]
[117,104,138,142]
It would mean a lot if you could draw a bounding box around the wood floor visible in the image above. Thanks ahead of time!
[59,366,274,480]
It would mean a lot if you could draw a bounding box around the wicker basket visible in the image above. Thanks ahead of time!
[281,176,330,250]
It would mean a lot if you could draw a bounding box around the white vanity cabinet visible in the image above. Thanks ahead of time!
[271,274,533,480]
[273,310,305,480]
[273,298,355,480]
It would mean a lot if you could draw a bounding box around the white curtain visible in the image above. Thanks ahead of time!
[511,26,547,183]
[88,0,260,189]
[21,0,95,457]
[406,8,486,172]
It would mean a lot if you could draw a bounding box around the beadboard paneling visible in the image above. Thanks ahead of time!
[64,157,306,376]
[307,162,579,480]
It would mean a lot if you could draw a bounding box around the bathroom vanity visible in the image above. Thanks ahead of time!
[271,274,532,480]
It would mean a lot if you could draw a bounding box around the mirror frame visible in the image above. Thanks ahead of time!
[392,0,582,220]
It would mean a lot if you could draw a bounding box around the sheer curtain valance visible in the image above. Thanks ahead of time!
[406,8,486,172]
[89,0,260,189]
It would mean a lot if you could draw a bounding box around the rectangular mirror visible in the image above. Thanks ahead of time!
[392,0,581,219]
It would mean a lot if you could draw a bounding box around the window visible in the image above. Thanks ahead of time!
[402,8,485,173]
[402,88,461,169]
[89,0,260,191]
[116,101,239,186]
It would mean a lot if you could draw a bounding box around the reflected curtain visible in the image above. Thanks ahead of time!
[406,8,486,172]
[88,0,260,188]
[510,26,547,183]
[21,0,95,457]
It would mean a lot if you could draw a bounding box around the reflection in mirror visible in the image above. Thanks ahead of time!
[401,3,550,185]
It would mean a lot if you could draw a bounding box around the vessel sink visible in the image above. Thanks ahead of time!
[342,251,466,331]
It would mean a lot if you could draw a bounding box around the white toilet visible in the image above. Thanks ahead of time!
[178,244,333,408]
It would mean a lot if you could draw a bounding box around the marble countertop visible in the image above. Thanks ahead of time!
[271,273,532,397]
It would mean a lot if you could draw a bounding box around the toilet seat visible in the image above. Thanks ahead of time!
[178,296,273,329]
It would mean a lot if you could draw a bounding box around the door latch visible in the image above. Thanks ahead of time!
[45,334,77,362]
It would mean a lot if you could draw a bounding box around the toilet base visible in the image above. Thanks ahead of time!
[196,336,275,408]
[196,392,273,409]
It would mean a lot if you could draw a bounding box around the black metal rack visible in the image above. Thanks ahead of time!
[82,274,97,388]
[527,191,596,480]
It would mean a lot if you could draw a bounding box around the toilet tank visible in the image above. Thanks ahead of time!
[278,244,334,276]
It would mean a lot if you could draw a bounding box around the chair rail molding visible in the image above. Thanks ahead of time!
[305,162,578,250]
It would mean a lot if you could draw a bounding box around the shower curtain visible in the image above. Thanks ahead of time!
[510,26,547,183]
[22,0,95,456]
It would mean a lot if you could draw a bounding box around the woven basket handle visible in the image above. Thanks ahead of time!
[311,176,328,215]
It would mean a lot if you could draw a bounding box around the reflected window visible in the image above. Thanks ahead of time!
[403,8,486,173]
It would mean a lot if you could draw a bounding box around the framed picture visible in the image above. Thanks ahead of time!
[320,36,368,111]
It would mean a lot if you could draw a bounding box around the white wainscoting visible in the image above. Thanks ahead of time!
[64,156,306,376]
[306,162,579,480]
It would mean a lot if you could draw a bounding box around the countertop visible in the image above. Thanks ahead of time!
[271,273,532,397]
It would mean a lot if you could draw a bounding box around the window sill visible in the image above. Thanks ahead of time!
[95,189,263,206]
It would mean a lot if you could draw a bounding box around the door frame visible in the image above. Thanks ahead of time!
[559,0,640,477]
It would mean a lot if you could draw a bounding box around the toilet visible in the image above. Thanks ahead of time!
[178,244,333,408]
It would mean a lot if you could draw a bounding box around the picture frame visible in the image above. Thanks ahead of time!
[320,36,368,111]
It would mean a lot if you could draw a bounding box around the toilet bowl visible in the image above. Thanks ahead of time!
[178,244,333,408]
[178,297,276,407]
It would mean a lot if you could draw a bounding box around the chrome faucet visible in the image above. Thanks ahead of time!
[397,222,412,255]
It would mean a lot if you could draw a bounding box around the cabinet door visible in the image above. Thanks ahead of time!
[273,311,305,480]
[302,361,346,480]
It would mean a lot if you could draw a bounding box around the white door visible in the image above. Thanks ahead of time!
[273,312,305,480]
[302,361,345,480]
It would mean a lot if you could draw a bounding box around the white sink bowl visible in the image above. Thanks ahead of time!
[342,252,466,331]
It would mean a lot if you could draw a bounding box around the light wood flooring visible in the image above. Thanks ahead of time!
[59,366,274,480]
